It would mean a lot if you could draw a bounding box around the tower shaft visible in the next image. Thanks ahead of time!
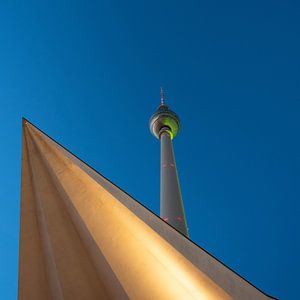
[160,129,188,236]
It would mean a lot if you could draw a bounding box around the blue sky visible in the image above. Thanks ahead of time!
[0,1,299,299]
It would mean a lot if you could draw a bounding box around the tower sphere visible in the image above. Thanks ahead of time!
[149,104,180,140]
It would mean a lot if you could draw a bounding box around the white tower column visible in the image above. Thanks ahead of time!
[160,128,188,236]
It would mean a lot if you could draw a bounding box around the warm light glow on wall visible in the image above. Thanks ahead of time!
[28,124,232,300]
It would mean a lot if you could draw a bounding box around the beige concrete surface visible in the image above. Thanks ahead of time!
[19,120,275,300]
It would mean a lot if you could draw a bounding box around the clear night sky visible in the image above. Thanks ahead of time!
[0,1,299,299]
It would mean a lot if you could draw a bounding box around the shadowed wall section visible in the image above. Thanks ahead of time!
[18,120,275,300]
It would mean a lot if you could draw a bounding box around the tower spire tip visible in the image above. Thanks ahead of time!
[160,86,165,106]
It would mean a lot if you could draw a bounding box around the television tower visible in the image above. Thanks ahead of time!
[150,88,189,237]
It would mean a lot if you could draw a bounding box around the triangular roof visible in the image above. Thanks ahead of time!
[19,119,276,300]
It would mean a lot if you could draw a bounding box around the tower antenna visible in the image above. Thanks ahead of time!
[160,86,165,106]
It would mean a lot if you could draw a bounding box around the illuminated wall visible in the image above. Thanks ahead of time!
[19,120,274,300]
